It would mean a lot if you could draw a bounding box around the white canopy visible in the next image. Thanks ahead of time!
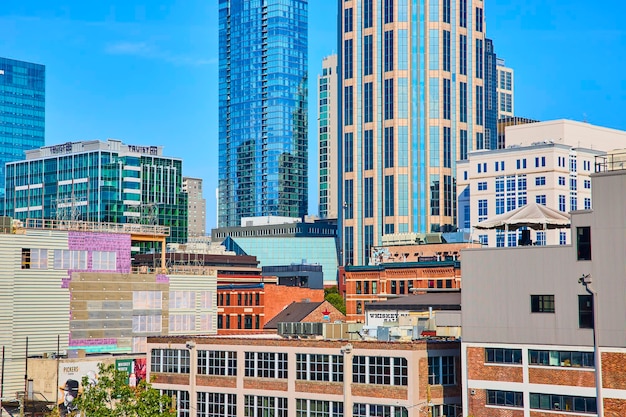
[474,203,571,231]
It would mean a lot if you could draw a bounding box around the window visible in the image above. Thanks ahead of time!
[485,348,522,364]
[133,315,162,333]
[344,8,353,32]
[21,248,48,269]
[579,295,594,329]
[363,0,373,28]
[244,396,287,417]
[531,295,555,313]
[296,354,343,382]
[353,356,408,386]
[384,0,394,23]
[384,31,394,72]
[487,390,523,408]
[384,175,394,216]
[577,226,591,260]
[296,399,343,417]
[363,82,373,123]
[584,179,591,189]
[459,34,467,75]
[197,392,236,417]
[529,393,596,413]
[169,291,195,309]
[363,35,373,76]
[364,130,373,170]
[428,356,455,385]
[198,350,237,376]
[92,251,116,270]
[536,195,546,205]
[344,86,353,125]
[475,7,483,32]
[245,352,288,379]
[151,349,190,373]
[443,30,450,72]
[535,176,546,186]
[169,314,195,332]
[529,349,594,368]
[384,79,394,120]
[384,127,394,168]
[53,249,87,269]
[584,197,591,210]
[459,0,467,27]
[477,182,487,191]
[478,199,488,221]
[443,79,451,120]
[558,176,566,186]
[162,390,190,417]
[442,0,450,23]
[133,291,162,309]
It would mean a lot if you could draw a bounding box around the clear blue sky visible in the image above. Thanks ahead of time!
[1,1,625,231]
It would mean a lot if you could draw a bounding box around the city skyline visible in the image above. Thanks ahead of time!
[0,0,625,231]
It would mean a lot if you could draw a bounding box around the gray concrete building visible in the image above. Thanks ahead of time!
[460,150,626,416]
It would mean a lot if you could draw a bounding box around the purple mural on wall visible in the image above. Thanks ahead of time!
[66,231,132,347]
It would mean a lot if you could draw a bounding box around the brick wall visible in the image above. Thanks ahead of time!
[352,384,407,400]
[152,373,190,385]
[467,347,523,382]
[196,375,237,388]
[602,352,626,390]
[604,398,626,417]
[528,367,594,387]
[295,381,343,395]
[243,378,288,391]
[263,284,325,323]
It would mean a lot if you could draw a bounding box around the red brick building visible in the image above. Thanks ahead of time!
[217,281,324,335]
[343,260,461,323]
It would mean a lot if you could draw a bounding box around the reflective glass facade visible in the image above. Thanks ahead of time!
[218,0,308,227]
[484,39,498,150]
[4,140,187,246]
[340,0,486,265]
[0,57,45,198]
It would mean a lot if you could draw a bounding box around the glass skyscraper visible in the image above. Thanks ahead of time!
[218,0,308,227]
[0,57,45,198]
[4,139,188,245]
[340,0,486,265]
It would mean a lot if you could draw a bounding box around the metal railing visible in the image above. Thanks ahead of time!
[23,218,170,236]
[595,151,626,173]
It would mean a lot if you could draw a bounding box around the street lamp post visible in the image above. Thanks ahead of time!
[579,274,603,417]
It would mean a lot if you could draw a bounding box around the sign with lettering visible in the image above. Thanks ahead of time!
[366,310,410,327]
[49,142,74,155]
[128,145,158,155]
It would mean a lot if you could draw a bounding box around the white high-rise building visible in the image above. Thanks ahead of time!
[457,120,626,247]
[318,54,339,219]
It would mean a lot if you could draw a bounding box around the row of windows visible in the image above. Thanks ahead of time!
[354,355,408,386]
[217,314,260,330]
[218,292,260,307]
[486,348,594,368]
[21,248,117,270]
[296,354,344,382]
[487,390,598,413]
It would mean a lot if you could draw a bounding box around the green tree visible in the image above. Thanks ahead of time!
[324,286,346,314]
[72,363,175,417]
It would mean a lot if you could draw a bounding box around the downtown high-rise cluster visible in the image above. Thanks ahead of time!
[217,1,516,266]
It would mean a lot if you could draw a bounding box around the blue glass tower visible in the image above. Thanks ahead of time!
[484,39,498,150]
[0,57,45,197]
[218,0,308,227]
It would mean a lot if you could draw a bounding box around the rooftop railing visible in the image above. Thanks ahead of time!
[595,151,626,173]
[23,218,170,236]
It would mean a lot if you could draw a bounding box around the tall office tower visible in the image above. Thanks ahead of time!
[496,58,514,119]
[183,177,207,237]
[484,39,498,150]
[340,0,486,265]
[0,58,45,198]
[218,0,308,228]
[4,139,188,245]
[318,55,339,219]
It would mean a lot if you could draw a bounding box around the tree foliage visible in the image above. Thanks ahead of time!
[324,286,346,314]
[72,363,175,417]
